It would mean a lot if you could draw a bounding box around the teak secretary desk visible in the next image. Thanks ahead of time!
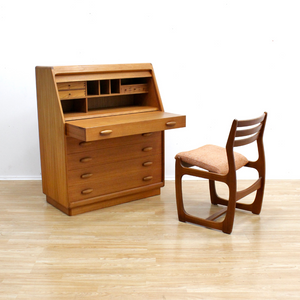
[36,63,186,215]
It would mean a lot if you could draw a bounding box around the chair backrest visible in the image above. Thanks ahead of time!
[234,113,267,147]
[226,112,268,173]
[227,112,267,148]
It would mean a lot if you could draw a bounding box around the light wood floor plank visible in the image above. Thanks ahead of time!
[0,180,299,299]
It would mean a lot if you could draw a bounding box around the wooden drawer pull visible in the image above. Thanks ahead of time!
[143,161,153,167]
[81,188,93,195]
[80,157,92,163]
[79,141,92,147]
[81,173,93,179]
[143,176,153,181]
[100,130,112,136]
[142,132,153,137]
[142,147,153,152]
[166,121,176,127]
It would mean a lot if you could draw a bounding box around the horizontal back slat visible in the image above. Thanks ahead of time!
[236,123,262,137]
[237,114,265,127]
[234,132,259,147]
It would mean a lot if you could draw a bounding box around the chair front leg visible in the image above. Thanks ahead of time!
[221,183,237,234]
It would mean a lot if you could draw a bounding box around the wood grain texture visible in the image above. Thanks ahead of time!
[36,64,185,215]
[0,180,299,299]
[52,63,154,75]
[66,112,186,141]
[35,67,69,206]
[66,137,162,170]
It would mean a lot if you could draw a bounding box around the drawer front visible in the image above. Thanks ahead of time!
[120,84,148,94]
[59,89,86,100]
[66,132,161,154]
[57,81,86,90]
[67,136,162,171]
[68,163,162,202]
[68,154,162,187]
[66,112,186,142]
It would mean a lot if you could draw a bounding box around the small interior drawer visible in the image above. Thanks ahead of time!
[120,84,148,94]
[59,89,86,100]
[57,82,86,90]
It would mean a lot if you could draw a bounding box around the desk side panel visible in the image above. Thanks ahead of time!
[36,67,69,207]
[149,68,164,111]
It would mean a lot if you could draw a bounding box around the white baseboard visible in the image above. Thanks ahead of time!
[0,176,42,180]
[165,176,202,181]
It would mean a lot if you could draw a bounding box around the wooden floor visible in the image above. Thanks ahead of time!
[0,180,299,299]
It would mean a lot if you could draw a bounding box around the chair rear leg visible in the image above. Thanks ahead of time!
[175,160,187,222]
[248,160,266,214]
[209,180,218,204]
[251,180,265,214]
[209,180,227,205]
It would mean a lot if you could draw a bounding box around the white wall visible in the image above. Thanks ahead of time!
[0,0,299,180]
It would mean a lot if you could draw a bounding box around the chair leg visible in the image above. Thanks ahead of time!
[221,189,237,234]
[209,179,238,233]
[251,178,265,214]
[209,180,221,205]
[209,180,232,208]
[175,158,236,234]
[175,159,187,222]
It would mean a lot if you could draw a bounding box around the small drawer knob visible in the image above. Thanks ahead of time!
[80,157,92,163]
[100,130,112,136]
[81,188,93,195]
[143,176,153,181]
[79,141,92,147]
[81,173,93,179]
[142,147,153,152]
[166,121,176,127]
[143,161,153,167]
[142,132,153,137]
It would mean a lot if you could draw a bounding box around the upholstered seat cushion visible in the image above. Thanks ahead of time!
[175,144,248,175]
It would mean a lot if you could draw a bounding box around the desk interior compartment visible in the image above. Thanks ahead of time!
[61,98,87,114]
[87,81,99,96]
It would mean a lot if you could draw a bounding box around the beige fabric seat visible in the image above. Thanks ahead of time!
[176,144,248,175]
[175,113,268,234]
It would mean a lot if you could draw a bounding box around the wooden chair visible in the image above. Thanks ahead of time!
[175,112,267,234]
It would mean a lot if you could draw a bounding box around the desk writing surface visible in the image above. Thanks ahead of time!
[66,111,186,141]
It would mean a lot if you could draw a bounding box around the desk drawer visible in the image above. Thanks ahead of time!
[120,84,148,94]
[67,137,162,171]
[66,111,186,141]
[68,157,162,202]
[59,89,86,100]
[57,81,86,90]
[66,132,161,154]
[68,155,161,186]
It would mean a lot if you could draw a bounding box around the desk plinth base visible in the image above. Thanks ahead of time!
[46,187,162,216]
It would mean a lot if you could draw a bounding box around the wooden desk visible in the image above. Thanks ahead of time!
[36,63,186,215]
